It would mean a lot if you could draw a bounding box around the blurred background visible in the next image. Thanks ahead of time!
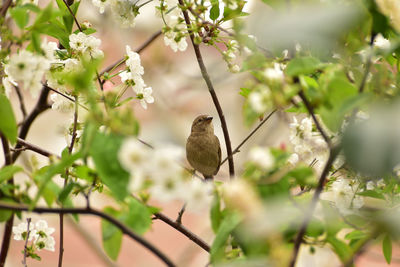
[1,0,400,266]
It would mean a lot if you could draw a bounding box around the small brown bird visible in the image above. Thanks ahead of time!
[186,115,221,180]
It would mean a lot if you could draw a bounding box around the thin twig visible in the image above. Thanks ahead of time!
[298,90,331,147]
[359,34,376,94]
[0,133,14,267]
[22,218,32,267]
[178,0,235,178]
[0,202,176,267]
[0,0,12,17]
[12,85,51,162]
[14,85,27,119]
[289,145,340,267]
[62,0,82,32]
[176,203,186,224]
[153,213,210,252]
[16,138,55,158]
[100,30,162,76]
[220,109,277,166]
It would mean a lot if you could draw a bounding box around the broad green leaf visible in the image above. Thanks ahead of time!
[306,219,324,237]
[283,166,315,187]
[382,234,392,264]
[31,151,81,208]
[74,165,96,182]
[57,182,75,205]
[209,0,220,20]
[0,94,17,144]
[10,6,29,29]
[357,190,385,200]
[0,165,23,184]
[210,211,242,263]
[89,132,130,200]
[285,57,323,76]
[210,194,222,233]
[326,236,352,262]
[0,198,15,222]
[344,230,367,241]
[36,23,70,49]
[102,207,123,260]
[123,198,152,235]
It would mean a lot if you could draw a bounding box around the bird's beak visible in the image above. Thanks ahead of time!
[205,116,213,122]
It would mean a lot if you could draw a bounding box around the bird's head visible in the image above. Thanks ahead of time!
[191,115,214,133]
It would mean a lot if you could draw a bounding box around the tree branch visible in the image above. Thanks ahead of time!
[0,202,176,267]
[12,85,51,162]
[14,85,27,119]
[0,134,14,267]
[220,109,277,166]
[153,213,210,252]
[298,90,331,147]
[289,145,340,267]
[178,0,235,178]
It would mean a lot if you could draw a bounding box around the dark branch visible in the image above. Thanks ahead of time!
[0,134,14,267]
[298,90,331,147]
[178,0,235,178]
[12,85,51,162]
[220,109,277,166]
[0,202,176,267]
[14,85,27,119]
[0,0,12,17]
[16,138,55,158]
[289,145,340,267]
[153,213,210,252]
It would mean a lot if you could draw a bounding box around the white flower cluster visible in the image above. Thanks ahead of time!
[13,219,55,252]
[222,40,240,73]
[248,86,271,114]
[288,117,328,172]
[3,50,50,97]
[331,178,364,215]
[91,0,138,28]
[248,146,275,170]
[158,0,188,52]
[119,45,154,109]
[118,138,213,212]
[263,63,284,83]
[69,32,104,59]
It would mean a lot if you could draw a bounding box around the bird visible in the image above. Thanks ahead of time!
[186,115,221,180]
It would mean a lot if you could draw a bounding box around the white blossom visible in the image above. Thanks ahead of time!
[50,93,75,113]
[331,178,364,215]
[288,153,299,165]
[110,0,137,28]
[263,63,284,82]
[5,50,50,97]
[163,31,188,52]
[184,179,214,212]
[125,45,144,76]
[248,147,275,170]
[33,220,55,252]
[374,34,391,50]
[69,32,103,59]
[92,0,109,13]
[135,86,154,109]
[118,137,152,173]
[12,222,35,241]
[41,40,58,61]
[2,77,16,97]
[248,90,270,113]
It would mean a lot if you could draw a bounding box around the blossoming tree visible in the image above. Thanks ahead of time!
[0,0,400,266]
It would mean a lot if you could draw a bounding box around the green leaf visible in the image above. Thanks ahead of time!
[344,230,367,241]
[210,194,222,233]
[210,211,242,263]
[0,165,23,184]
[36,23,70,49]
[326,236,352,262]
[209,0,220,20]
[382,234,392,264]
[0,198,15,222]
[57,182,75,204]
[285,57,323,76]
[31,152,81,208]
[10,6,30,29]
[357,190,385,200]
[102,207,123,260]
[306,219,324,237]
[74,165,96,182]
[89,132,130,200]
[0,94,18,145]
[123,198,152,235]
